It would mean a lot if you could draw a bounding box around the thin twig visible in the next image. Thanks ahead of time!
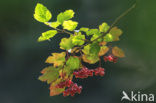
[74,3,136,52]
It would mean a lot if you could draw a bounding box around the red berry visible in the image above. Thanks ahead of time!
[94,67,105,76]
[73,67,94,78]
[103,55,118,63]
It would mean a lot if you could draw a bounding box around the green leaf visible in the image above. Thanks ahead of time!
[57,10,75,24]
[51,21,61,28]
[80,27,89,32]
[45,52,66,67]
[82,43,100,64]
[66,56,80,70]
[109,27,123,41]
[103,33,114,42]
[34,3,52,22]
[60,37,74,50]
[112,46,125,58]
[90,43,100,56]
[90,32,103,42]
[99,22,110,33]
[72,34,85,46]
[38,30,57,42]
[86,29,99,36]
[38,66,60,84]
[62,20,78,31]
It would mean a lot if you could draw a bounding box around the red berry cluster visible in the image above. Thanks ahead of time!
[94,67,105,76]
[56,80,73,88]
[104,55,118,63]
[56,79,82,97]
[73,67,94,78]
[63,83,82,97]
[73,67,105,78]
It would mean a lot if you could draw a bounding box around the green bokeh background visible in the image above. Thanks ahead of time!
[0,0,156,103]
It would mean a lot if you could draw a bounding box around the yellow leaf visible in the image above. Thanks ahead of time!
[110,27,123,41]
[112,46,125,58]
[45,52,66,67]
[98,46,109,56]
[82,55,99,64]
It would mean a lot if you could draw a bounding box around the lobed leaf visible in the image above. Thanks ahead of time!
[66,56,80,70]
[62,20,78,31]
[99,22,110,33]
[57,10,75,24]
[38,30,57,42]
[34,3,52,22]
[103,33,114,42]
[98,46,109,56]
[109,27,123,41]
[112,46,125,58]
[38,66,60,84]
[51,21,61,28]
[60,37,74,50]
[45,52,66,67]
[80,27,89,32]
[72,33,85,46]
[86,29,99,36]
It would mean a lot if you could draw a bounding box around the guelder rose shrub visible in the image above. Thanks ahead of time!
[33,3,135,97]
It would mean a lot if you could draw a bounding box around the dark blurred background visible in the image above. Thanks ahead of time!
[0,0,156,103]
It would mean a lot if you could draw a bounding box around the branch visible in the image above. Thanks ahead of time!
[75,3,136,51]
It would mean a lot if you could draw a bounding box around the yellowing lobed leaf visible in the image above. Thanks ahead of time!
[109,27,123,41]
[49,78,65,96]
[45,52,66,67]
[98,46,109,56]
[60,37,74,50]
[63,20,78,31]
[38,30,57,42]
[112,46,125,58]
[82,54,99,64]
[57,10,75,24]
[34,3,52,22]
[38,66,60,84]
[99,22,110,33]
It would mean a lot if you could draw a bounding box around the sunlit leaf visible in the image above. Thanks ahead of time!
[51,21,61,28]
[103,33,114,42]
[63,20,78,31]
[45,52,66,67]
[98,46,109,56]
[34,3,52,22]
[60,37,74,50]
[99,22,110,33]
[109,27,123,41]
[38,66,60,84]
[80,27,89,32]
[38,30,57,42]
[57,10,75,24]
[66,56,80,70]
[112,46,125,58]
[86,29,99,36]
[72,34,85,46]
